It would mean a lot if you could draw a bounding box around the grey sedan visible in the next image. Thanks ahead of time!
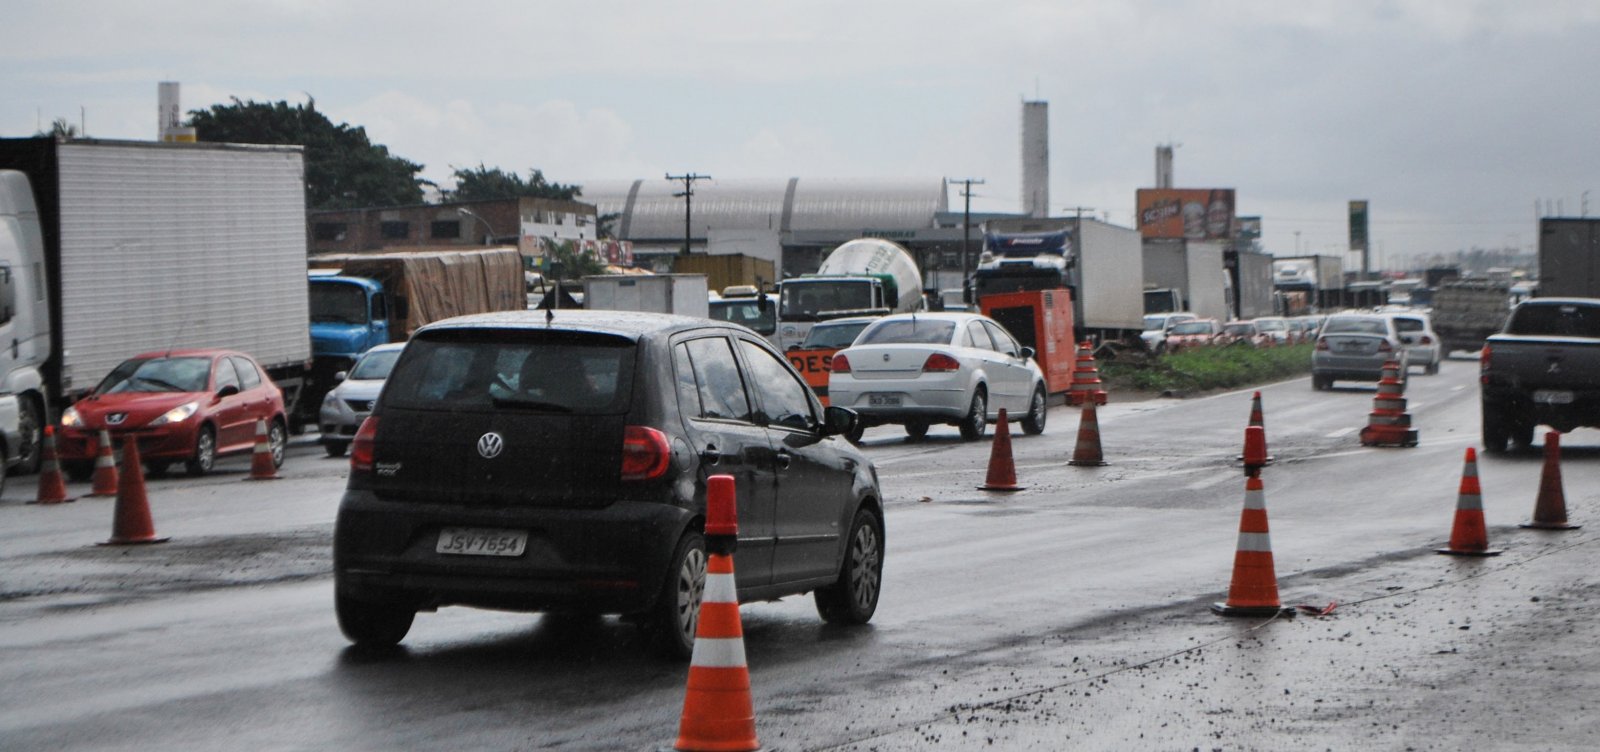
[1312,314,1410,390]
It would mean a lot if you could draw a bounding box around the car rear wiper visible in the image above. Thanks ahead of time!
[490,396,574,413]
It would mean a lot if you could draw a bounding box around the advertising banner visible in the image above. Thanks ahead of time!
[1348,200,1369,251]
[1136,188,1236,240]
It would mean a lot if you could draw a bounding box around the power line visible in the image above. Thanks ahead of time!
[665,172,711,255]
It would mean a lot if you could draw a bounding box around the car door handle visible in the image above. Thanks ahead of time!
[774,450,792,470]
[699,444,721,466]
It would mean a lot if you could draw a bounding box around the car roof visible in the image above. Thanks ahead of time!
[363,342,409,353]
[126,348,242,360]
[416,309,745,340]
[871,312,989,324]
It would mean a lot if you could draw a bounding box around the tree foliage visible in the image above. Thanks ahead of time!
[188,97,424,210]
[448,164,581,202]
[546,240,609,280]
[34,117,80,141]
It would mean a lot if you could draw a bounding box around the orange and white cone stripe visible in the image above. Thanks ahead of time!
[246,419,279,480]
[674,552,759,752]
[1438,447,1501,556]
[89,429,119,497]
[1212,476,1293,617]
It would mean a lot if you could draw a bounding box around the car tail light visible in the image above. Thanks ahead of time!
[1315,338,1329,351]
[1480,344,1491,383]
[1420,335,1433,345]
[1378,339,1394,352]
[621,426,671,481]
[350,416,378,473]
[831,354,852,374]
[922,353,961,372]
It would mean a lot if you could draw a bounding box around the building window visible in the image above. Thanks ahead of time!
[380,221,409,239]
[314,222,347,241]
[431,220,461,239]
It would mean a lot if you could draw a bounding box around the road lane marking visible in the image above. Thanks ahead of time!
[1324,427,1356,438]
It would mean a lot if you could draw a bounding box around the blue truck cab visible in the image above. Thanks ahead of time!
[304,274,391,429]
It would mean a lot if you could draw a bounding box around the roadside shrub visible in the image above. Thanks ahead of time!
[1100,343,1313,394]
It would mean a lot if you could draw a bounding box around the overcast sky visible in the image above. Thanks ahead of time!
[6,1,1597,266]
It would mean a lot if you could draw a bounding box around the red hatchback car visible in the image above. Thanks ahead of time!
[58,349,288,478]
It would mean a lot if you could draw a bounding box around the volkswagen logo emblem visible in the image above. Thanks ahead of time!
[106,413,127,426]
[882,353,891,362]
[477,432,505,459]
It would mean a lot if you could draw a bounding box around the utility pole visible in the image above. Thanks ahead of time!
[1063,206,1095,222]
[947,178,985,291]
[666,173,711,255]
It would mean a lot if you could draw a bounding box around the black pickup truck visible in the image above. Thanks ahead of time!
[1480,298,1600,452]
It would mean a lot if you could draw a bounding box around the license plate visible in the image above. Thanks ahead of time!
[436,527,528,557]
[1533,390,1574,405]
[1337,342,1365,352]
[868,394,902,406]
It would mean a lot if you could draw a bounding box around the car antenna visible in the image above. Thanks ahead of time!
[164,317,203,358]
[545,307,554,326]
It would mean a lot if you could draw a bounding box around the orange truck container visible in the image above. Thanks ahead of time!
[979,288,1076,395]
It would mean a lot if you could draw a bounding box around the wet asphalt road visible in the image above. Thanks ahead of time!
[1,355,1596,750]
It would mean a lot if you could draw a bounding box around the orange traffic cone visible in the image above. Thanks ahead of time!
[1067,403,1107,467]
[100,441,168,545]
[1212,476,1295,617]
[1241,425,1269,478]
[1066,341,1108,406]
[245,419,279,481]
[979,408,1023,491]
[88,429,120,497]
[1359,361,1418,447]
[29,425,75,504]
[1437,448,1501,556]
[1248,390,1265,430]
[673,474,760,752]
[1521,431,1579,531]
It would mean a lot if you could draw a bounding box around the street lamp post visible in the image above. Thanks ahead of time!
[667,173,711,255]
[457,208,495,246]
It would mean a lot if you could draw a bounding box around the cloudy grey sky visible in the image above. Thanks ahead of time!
[5,1,1597,266]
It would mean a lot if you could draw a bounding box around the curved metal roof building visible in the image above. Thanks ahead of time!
[578,178,949,246]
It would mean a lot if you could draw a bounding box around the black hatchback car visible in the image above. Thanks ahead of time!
[333,310,884,657]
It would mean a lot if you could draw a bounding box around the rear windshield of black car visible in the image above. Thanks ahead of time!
[1506,303,1600,338]
[381,329,636,414]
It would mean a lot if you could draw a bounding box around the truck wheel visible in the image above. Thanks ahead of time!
[324,441,350,458]
[1021,385,1048,435]
[958,388,988,442]
[1481,402,1510,454]
[1510,418,1535,452]
[815,508,883,625]
[185,425,217,476]
[1312,374,1332,391]
[16,395,42,475]
[903,421,929,442]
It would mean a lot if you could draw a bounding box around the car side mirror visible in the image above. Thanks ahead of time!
[1019,346,1036,360]
[216,384,240,399]
[334,371,348,383]
[821,405,858,438]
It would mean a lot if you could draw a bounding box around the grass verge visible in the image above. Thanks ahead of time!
[1100,343,1313,394]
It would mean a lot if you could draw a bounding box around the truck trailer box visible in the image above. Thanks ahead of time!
[0,137,312,402]
[310,247,525,338]
[1073,219,1146,333]
[673,253,776,294]
[1141,239,1229,321]
[1230,249,1276,319]
[583,274,710,318]
[1539,218,1600,298]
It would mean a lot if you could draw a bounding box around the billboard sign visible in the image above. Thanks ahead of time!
[1236,216,1262,242]
[1348,200,1369,250]
[1137,188,1235,240]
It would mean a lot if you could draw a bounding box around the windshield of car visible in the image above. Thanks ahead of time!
[95,357,212,395]
[382,330,635,414]
[1171,321,1214,335]
[1256,319,1287,331]
[802,321,870,349]
[1392,317,1426,333]
[708,299,776,335]
[1224,323,1255,336]
[857,319,958,345]
[349,348,402,380]
[1143,315,1167,330]
[1506,303,1600,338]
[309,282,368,325]
[1322,317,1388,335]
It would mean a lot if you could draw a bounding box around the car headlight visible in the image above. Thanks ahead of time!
[322,391,340,408]
[61,406,82,428]
[149,401,201,426]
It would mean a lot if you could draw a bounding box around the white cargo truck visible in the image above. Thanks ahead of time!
[582,273,711,318]
[974,218,1146,343]
[0,138,313,471]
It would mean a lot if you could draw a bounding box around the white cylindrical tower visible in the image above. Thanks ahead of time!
[1021,100,1049,219]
